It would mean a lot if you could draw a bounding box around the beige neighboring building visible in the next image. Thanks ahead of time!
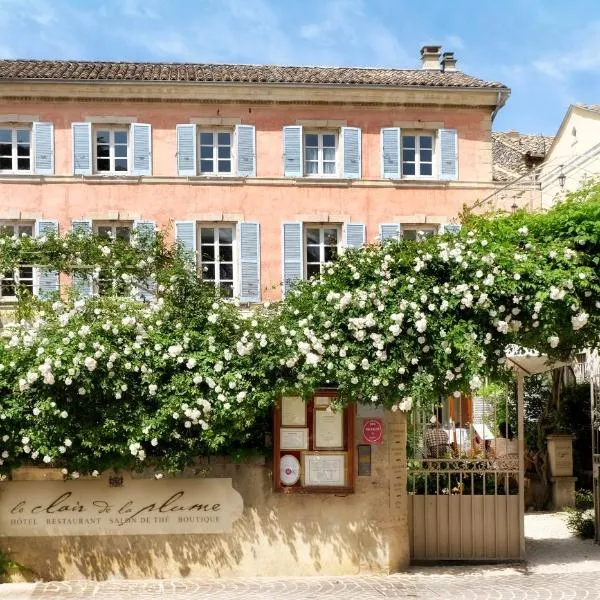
[539,104,600,208]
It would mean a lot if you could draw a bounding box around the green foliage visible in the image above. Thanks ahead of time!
[4,183,600,476]
[273,184,600,412]
[565,490,596,539]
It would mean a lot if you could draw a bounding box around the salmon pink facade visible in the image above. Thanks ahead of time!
[0,49,509,301]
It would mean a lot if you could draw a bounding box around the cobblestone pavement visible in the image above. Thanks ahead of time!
[0,570,597,600]
[0,513,598,600]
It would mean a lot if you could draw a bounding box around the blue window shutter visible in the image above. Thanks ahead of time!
[71,220,92,296]
[72,122,92,175]
[282,222,303,296]
[235,124,256,177]
[33,122,54,175]
[439,128,458,180]
[379,223,400,242]
[133,220,156,239]
[381,127,401,178]
[444,224,462,235]
[133,220,157,301]
[283,125,303,177]
[35,219,59,297]
[238,222,260,303]
[176,124,197,176]
[175,221,197,262]
[131,123,152,176]
[342,127,361,179]
[344,223,366,249]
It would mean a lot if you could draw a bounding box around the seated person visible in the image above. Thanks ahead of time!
[425,417,451,458]
[490,421,519,470]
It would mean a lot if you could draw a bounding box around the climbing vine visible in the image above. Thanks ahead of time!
[1,182,600,475]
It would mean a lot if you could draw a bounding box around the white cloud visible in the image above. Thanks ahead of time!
[531,20,600,80]
[446,35,465,50]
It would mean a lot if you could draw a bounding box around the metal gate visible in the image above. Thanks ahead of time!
[407,374,524,561]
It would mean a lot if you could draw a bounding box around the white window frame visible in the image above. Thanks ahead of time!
[94,127,130,175]
[400,225,438,241]
[197,129,234,176]
[401,131,435,178]
[0,126,32,174]
[304,224,341,279]
[93,221,133,296]
[0,221,35,301]
[197,223,237,297]
[304,131,339,177]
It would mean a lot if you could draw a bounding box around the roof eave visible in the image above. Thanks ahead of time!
[0,78,510,108]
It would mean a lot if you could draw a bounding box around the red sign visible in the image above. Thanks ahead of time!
[362,418,383,445]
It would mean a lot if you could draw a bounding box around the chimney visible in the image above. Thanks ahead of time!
[440,51,457,72]
[420,45,442,70]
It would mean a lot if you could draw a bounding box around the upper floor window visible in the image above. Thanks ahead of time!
[199,131,233,175]
[0,222,34,299]
[305,225,340,278]
[199,224,236,297]
[381,127,457,180]
[176,124,255,177]
[304,132,337,176]
[401,133,434,177]
[0,127,31,173]
[95,129,129,174]
[283,126,361,179]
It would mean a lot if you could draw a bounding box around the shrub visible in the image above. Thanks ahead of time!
[565,490,596,539]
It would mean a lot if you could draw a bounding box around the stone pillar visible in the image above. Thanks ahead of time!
[385,410,410,571]
[547,434,577,509]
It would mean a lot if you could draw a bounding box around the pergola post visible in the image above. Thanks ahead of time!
[516,368,526,559]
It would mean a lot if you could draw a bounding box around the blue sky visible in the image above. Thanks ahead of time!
[0,0,598,135]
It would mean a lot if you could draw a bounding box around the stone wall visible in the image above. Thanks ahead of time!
[1,412,409,581]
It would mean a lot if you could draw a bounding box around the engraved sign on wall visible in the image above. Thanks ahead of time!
[0,477,243,537]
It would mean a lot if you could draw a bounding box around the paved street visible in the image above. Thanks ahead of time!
[0,513,598,599]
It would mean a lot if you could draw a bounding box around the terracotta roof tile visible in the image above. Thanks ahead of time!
[492,131,553,182]
[576,103,600,114]
[0,59,507,89]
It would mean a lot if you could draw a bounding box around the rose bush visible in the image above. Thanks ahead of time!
[1,182,600,476]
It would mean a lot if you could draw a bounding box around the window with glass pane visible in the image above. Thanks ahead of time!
[401,227,437,241]
[95,129,129,174]
[401,134,434,177]
[0,223,34,298]
[0,128,31,172]
[95,223,132,295]
[305,226,339,278]
[304,132,337,176]
[199,226,235,296]
[199,131,232,175]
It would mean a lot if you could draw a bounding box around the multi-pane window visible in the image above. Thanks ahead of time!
[0,128,31,173]
[199,225,235,297]
[95,223,132,295]
[305,226,340,278]
[402,134,434,177]
[199,131,232,175]
[304,132,337,176]
[0,223,34,298]
[401,226,437,241]
[95,129,129,174]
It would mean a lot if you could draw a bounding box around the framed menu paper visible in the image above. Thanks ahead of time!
[280,428,309,450]
[314,409,344,450]
[302,452,347,487]
[281,396,306,426]
[314,396,331,409]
